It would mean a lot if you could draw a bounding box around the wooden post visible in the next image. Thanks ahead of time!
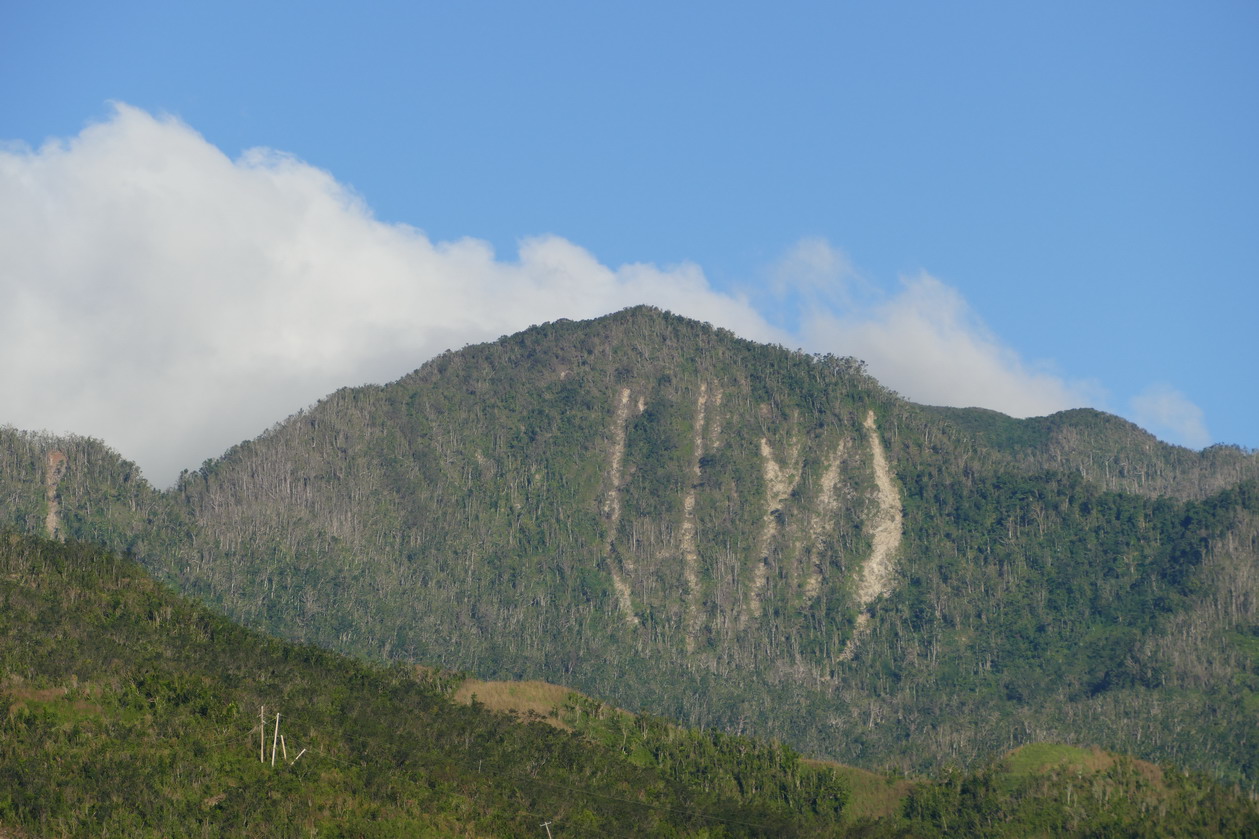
[281,734,288,762]
[260,706,266,763]
[272,712,281,767]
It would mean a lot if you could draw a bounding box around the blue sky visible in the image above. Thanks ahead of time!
[2,1,1256,486]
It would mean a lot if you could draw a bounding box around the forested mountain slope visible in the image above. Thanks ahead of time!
[2,306,1257,786]
[926,405,1258,499]
[3,532,1254,838]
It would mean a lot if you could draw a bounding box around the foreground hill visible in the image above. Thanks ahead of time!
[2,533,1254,838]
[0,533,856,837]
[2,306,1257,786]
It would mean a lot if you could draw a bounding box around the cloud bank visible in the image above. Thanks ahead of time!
[1,105,1172,486]
[1129,384,1211,449]
[779,238,1103,418]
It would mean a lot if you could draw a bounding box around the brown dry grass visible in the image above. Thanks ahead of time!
[1003,743,1165,789]
[5,683,104,717]
[452,679,577,730]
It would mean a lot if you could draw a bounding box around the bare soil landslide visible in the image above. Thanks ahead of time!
[604,387,638,625]
[44,450,67,541]
[855,410,902,606]
[839,411,903,658]
[746,434,802,622]
[681,383,710,648]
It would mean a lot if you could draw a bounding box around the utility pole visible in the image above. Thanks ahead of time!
[260,706,266,762]
[272,712,281,767]
[540,820,553,838]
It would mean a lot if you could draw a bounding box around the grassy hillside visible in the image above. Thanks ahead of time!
[2,306,1257,788]
[0,533,854,837]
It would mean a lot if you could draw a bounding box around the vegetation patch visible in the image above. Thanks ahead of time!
[807,761,912,822]
[1001,743,1114,776]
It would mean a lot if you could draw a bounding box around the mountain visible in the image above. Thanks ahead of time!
[2,305,1257,786]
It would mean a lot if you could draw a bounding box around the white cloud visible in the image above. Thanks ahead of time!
[1128,384,1211,449]
[0,104,781,486]
[781,240,1101,418]
[770,236,863,303]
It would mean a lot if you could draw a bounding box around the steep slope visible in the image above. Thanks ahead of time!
[2,306,1257,786]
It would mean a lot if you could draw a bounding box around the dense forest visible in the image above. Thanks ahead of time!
[1,306,1256,795]
[2,533,1254,837]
